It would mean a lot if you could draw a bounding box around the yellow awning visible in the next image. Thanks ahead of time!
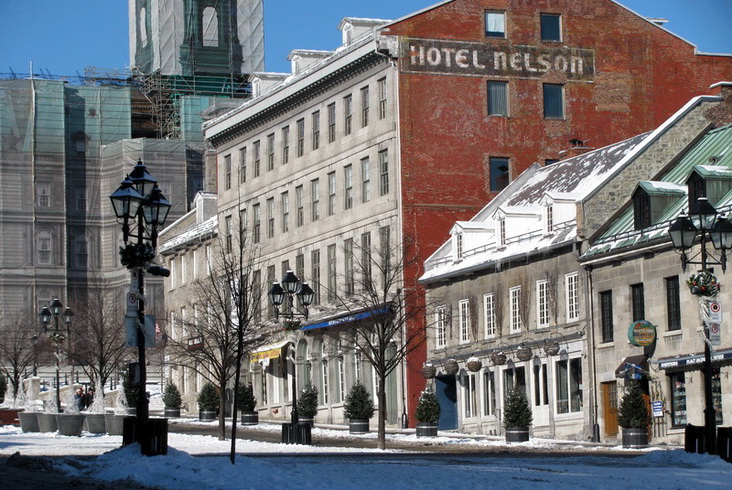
[250,339,289,362]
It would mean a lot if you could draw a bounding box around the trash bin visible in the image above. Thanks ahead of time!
[281,421,311,445]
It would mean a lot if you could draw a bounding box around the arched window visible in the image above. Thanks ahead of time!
[202,7,219,47]
[139,7,148,47]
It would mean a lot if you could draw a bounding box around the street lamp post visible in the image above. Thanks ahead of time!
[268,270,314,444]
[668,197,732,455]
[40,298,74,412]
[110,159,171,449]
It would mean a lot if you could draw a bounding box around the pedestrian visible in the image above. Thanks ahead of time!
[85,389,94,409]
[74,388,85,411]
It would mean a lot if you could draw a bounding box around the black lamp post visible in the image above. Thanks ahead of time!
[40,298,74,412]
[110,160,170,447]
[668,197,732,454]
[268,270,314,444]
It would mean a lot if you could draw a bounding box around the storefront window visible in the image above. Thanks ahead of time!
[504,366,526,396]
[712,368,723,425]
[669,372,687,427]
[556,358,583,414]
[463,373,478,418]
[483,370,496,416]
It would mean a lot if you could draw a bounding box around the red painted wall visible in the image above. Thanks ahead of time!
[381,0,732,423]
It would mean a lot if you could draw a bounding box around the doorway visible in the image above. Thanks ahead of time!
[435,375,458,430]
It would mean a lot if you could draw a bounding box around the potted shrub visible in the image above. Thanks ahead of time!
[163,383,182,418]
[618,380,650,448]
[297,382,319,427]
[197,382,219,421]
[344,382,374,434]
[236,383,258,425]
[503,388,532,442]
[415,389,440,437]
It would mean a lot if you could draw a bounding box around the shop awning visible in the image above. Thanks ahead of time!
[250,339,289,362]
[301,304,392,331]
[615,355,649,379]
[657,348,732,370]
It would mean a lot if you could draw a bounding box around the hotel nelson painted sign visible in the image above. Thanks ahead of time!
[401,38,595,81]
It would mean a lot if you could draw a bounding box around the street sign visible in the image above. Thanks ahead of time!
[707,300,723,323]
[709,322,721,346]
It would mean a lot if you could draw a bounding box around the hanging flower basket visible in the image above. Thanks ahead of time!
[516,345,533,362]
[119,243,156,269]
[444,359,459,375]
[49,331,66,344]
[544,340,560,356]
[421,363,437,379]
[466,357,482,372]
[687,270,720,297]
[491,351,507,366]
[282,320,302,332]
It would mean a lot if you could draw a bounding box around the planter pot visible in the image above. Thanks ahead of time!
[466,359,483,372]
[164,408,181,418]
[444,359,459,375]
[505,427,530,443]
[18,412,40,432]
[349,419,369,434]
[416,422,438,437]
[84,413,106,434]
[240,411,259,426]
[37,412,58,432]
[421,364,437,379]
[622,428,649,448]
[57,413,85,436]
[105,414,126,435]
[299,416,314,428]
[199,409,217,421]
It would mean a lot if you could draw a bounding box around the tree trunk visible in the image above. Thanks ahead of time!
[218,382,227,440]
[377,379,387,450]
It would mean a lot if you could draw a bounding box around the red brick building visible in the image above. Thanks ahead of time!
[379,0,732,420]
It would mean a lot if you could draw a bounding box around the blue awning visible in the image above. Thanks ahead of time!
[301,304,392,331]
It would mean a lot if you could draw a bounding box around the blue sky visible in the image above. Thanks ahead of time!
[0,1,730,77]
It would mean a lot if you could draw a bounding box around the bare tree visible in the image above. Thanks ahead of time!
[328,226,426,450]
[0,312,37,401]
[68,278,130,401]
[165,217,270,455]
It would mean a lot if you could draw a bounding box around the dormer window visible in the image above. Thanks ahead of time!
[633,182,686,230]
[252,79,261,97]
[498,218,506,247]
[546,204,554,234]
[456,233,463,260]
[344,25,353,45]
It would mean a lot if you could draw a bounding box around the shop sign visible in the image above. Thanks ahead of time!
[627,320,657,346]
[652,400,664,418]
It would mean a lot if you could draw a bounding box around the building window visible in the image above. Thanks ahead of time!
[459,299,470,343]
[566,272,579,321]
[224,154,232,190]
[327,171,336,216]
[669,372,687,427]
[379,149,389,196]
[239,147,247,183]
[483,370,496,416]
[327,103,336,143]
[545,159,560,166]
[463,373,478,418]
[75,188,87,212]
[484,293,496,337]
[253,140,261,177]
[537,280,549,328]
[435,306,446,348]
[37,183,51,207]
[280,126,289,165]
[266,198,275,239]
[360,86,369,128]
[380,225,390,282]
[311,249,321,305]
[377,77,387,120]
[224,215,233,252]
[344,95,352,135]
[504,366,526,395]
[487,81,508,116]
[543,84,564,119]
[631,283,645,321]
[361,157,371,203]
[311,111,320,150]
[75,237,88,268]
[666,276,681,331]
[327,244,337,301]
[546,205,554,233]
[267,133,275,171]
[337,356,345,403]
[361,232,372,285]
[296,119,305,157]
[311,178,320,221]
[345,238,354,296]
[556,357,582,414]
[454,233,463,260]
[281,191,289,233]
[253,204,261,244]
[321,360,329,404]
[490,157,509,191]
[295,185,304,227]
[239,208,247,240]
[533,362,549,407]
[485,10,506,38]
[600,290,613,343]
[510,286,522,333]
[201,7,219,46]
[344,164,353,210]
[540,13,562,42]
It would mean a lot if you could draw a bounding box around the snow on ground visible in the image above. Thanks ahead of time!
[1,424,730,489]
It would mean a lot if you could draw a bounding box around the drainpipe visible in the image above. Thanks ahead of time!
[585,263,601,442]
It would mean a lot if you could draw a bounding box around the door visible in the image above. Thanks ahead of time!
[602,381,618,437]
[435,375,458,430]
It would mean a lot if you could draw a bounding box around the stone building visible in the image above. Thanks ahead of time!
[201,0,732,423]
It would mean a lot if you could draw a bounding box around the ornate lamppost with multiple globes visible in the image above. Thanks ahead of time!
[668,197,732,454]
[268,270,314,444]
[110,159,171,446]
[39,298,74,412]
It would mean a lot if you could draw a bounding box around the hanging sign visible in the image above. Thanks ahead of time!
[627,320,657,347]
[652,401,664,418]
[706,300,723,323]
[708,322,722,346]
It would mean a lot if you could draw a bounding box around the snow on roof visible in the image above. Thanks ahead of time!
[159,215,217,255]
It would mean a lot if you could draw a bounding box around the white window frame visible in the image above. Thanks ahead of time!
[510,286,522,333]
[484,293,496,338]
[537,279,549,328]
[435,306,447,348]
[565,272,579,322]
[37,183,51,207]
[459,299,470,343]
[463,372,478,418]
[482,369,496,416]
